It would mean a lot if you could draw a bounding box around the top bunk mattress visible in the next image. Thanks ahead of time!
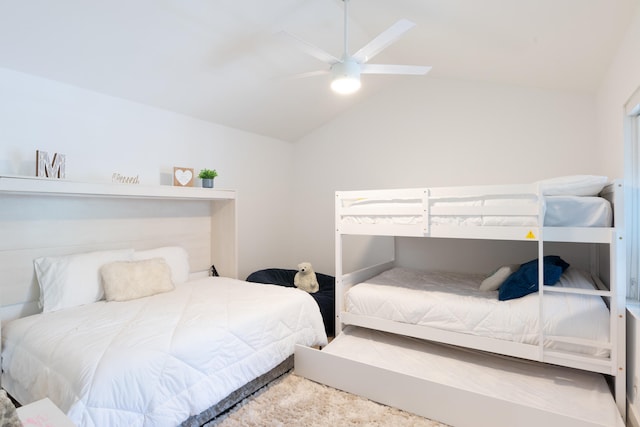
[336,177,618,237]
[341,195,612,228]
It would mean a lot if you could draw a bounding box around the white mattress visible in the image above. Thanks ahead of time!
[324,327,623,427]
[345,267,609,356]
[342,195,612,227]
[1,277,327,427]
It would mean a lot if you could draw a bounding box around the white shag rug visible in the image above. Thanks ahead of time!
[207,373,450,427]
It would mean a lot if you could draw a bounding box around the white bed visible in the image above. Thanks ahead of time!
[295,176,626,425]
[334,181,623,375]
[346,266,610,357]
[0,178,327,427]
[1,276,327,427]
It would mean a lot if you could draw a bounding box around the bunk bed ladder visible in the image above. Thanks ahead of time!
[611,223,626,419]
[537,230,545,362]
[335,192,344,336]
[536,186,546,363]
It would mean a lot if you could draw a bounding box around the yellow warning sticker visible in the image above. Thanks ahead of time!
[525,231,536,239]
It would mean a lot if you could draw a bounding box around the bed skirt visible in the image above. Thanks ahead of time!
[181,355,294,427]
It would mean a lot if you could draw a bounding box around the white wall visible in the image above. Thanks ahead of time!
[292,77,601,275]
[0,67,295,280]
[596,4,640,180]
[595,4,640,425]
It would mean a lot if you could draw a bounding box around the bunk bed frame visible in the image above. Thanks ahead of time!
[296,180,626,426]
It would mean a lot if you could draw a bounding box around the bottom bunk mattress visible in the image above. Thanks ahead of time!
[1,276,328,427]
[345,267,609,357]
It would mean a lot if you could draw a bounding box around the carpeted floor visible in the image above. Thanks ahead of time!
[206,372,450,427]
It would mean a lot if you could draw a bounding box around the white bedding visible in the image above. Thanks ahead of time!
[1,276,327,427]
[342,195,612,227]
[346,267,609,356]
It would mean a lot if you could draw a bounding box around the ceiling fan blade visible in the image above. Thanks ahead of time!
[352,19,416,64]
[287,70,330,79]
[360,64,432,75]
[275,30,339,65]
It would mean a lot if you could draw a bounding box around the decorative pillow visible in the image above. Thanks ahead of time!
[101,258,175,302]
[133,246,190,284]
[498,256,570,301]
[479,264,520,291]
[34,248,134,312]
[535,175,608,196]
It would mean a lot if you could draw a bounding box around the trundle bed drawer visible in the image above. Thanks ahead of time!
[294,327,624,427]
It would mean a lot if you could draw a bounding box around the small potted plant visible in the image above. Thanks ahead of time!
[198,168,218,188]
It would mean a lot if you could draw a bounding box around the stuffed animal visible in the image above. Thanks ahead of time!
[294,262,319,293]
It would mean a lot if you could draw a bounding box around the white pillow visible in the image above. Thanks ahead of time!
[535,175,608,196]
[480,264,520,291]
[133,246,190,284]
[34,248,134,312]
[101,258,175,302]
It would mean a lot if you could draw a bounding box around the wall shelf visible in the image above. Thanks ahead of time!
[0,175,235,200]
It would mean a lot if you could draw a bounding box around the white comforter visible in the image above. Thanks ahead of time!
[346,267,609,357]
[1,277,327,427]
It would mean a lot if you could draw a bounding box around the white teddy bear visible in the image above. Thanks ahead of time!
[294,262,319,293]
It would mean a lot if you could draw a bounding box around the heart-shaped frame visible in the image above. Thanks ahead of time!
[173,167,194,187]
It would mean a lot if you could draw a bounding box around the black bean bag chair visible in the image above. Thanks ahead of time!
[246,268,335,336]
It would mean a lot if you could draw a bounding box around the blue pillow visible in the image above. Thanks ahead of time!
[498,256,570,301]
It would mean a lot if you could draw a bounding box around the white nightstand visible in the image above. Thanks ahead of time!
[16,398,75,427]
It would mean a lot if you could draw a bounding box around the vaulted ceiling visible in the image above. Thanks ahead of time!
[0,0,636,142]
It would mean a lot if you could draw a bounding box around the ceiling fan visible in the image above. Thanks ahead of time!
[278,0,431,95]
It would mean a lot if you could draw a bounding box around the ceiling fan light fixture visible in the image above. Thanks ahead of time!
[331,75,361,95]
[330,59,361,95]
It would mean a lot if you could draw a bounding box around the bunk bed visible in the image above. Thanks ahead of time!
[295,176,626,427]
